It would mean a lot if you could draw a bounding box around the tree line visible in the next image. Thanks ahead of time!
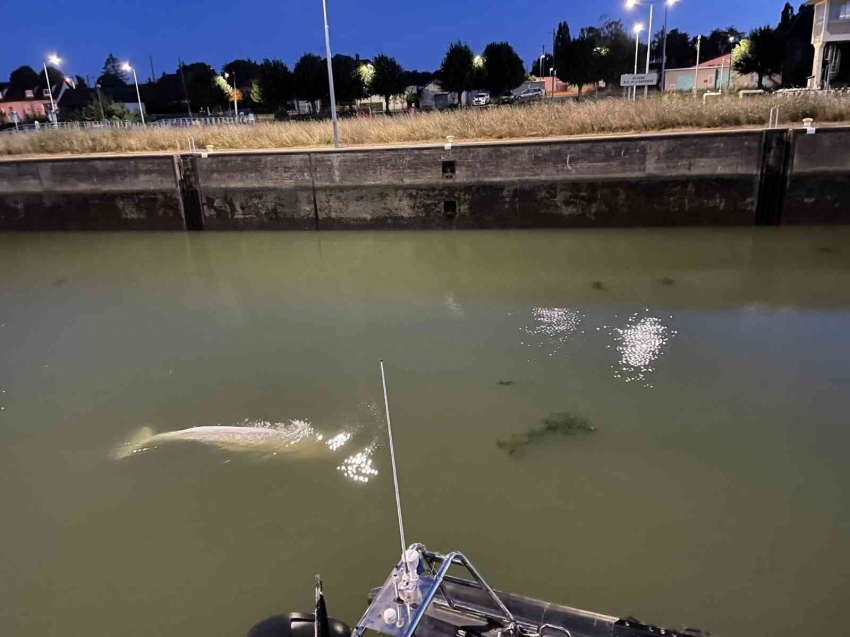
[2,1,813,122]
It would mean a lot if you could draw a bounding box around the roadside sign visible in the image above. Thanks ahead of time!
[620,73,659,87]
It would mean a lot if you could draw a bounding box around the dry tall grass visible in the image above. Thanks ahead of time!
[2,93,849,157]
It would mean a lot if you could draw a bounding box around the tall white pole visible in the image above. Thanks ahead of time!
[633,31,641,101]
[43,63,56,123]
[234,71,238,118]
[693,35,702,98]
[660,3,669,93]
[321,0,340,148]
[644,3,654,99]
[131,68,145,125]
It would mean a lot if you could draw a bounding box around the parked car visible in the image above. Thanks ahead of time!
[517,87,545,101]
[472,91,491,106]
[499,90,516,104]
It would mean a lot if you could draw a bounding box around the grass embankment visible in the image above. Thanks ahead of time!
[2,93,849,157]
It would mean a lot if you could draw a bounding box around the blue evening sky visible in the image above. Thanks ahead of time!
[2,0,786,82]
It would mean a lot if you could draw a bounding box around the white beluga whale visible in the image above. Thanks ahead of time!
[116,419,322,459]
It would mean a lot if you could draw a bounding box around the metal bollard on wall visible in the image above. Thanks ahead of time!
[768,107,781,129]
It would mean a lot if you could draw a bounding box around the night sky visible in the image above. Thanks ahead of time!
[2,0,787,82]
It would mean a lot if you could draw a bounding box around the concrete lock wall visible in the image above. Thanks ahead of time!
[0,155,185,231]
[783,128,850,224]
[0,127,848,231]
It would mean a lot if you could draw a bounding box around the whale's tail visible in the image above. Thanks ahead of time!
[115,426,155,459]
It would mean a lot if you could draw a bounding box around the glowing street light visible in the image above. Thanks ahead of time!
[626,0,680,95]
[121,62,146,125]
[43,55,60,123]
[223,71,238,118]
[473,55,484,68]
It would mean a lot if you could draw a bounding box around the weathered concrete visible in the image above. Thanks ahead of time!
[194,154,316,230]
[311,132,763,228]
[0,156,184,230]
[783,128,850,224]
[1,127,849,231]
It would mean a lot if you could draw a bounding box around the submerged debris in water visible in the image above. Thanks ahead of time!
[496,412,595,456]
[590,281,606,290]
[817,246,834,254]
[659,277,675,286]
[496,379,516,386]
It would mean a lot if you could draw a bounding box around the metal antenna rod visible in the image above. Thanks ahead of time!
[380,360,407,557]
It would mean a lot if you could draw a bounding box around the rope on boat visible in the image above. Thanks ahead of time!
[380,360,408,558]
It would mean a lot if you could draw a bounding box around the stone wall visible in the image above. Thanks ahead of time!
[0,155,184,230]
[1,127,848,231]
[783,128,850,224]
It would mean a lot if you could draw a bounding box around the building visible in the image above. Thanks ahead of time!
[807,0,850,88]
[0,83,52,121]
[664,54,781,92]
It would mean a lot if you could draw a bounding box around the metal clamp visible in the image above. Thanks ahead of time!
[355,545,516,637]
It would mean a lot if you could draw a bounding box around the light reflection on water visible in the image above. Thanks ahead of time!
[610,311,678,388]
[338,443,379,483]
[520,307,584,356]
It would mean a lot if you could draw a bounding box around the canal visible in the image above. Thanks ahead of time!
[0,228,848,637]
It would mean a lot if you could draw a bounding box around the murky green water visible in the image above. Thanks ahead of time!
[1,229,849,637]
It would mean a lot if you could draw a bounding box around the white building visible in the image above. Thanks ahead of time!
[807,0,850,88]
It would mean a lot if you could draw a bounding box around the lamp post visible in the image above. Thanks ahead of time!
[633,23,644,101]
[121,63,145,125]
[693,34,702,98]
[43,55,60,124]
[95,83,105,120]
[726,36,738,92]
[626,0,679,98]
[539,49,546,95]
[224,71,238,118]
[320,0,340,148]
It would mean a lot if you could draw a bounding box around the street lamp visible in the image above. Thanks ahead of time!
[626,0,679,97]
[43,55,60,124]
[121,62,145,125]
[726,36,738,92]
[320,0,340,148]
[632,23,644,101]
[224,71,237,118]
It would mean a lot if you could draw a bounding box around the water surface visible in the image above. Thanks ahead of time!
[1,228,848,637]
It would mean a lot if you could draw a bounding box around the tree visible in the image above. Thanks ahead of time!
[75,75,88,88]
[182,62,227,110]
[327,54,367,104]
[653,28,693,69]
[222,59,260,91]
[702,27,746,61]
[9,66,40,91]
[371,53,406,113]
[256,58,293,110]
[98,53,128,88]
[558,32,599,99]
[293,53,326,106]
[440,41,475,98]
[401,69,433,87]
[733,26,784,88]
[44,66,65,88]
[587,20,633,88]
[481,42,526,94]
[554,21,572,78]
